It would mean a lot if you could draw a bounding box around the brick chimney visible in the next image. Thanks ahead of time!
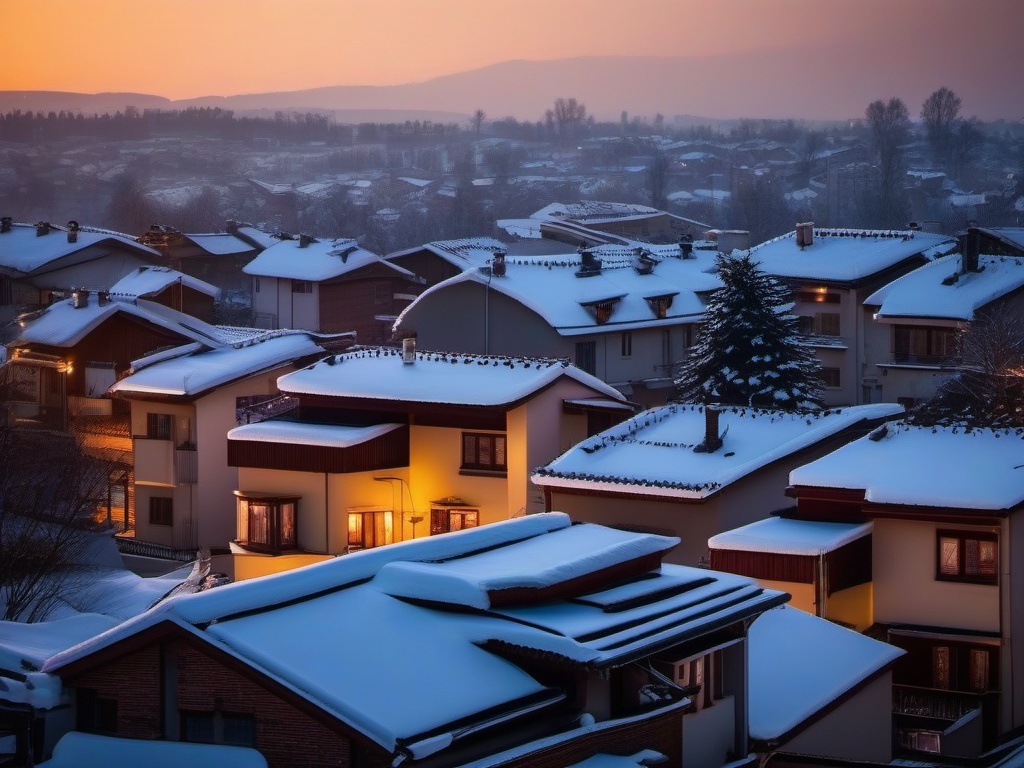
[696,405,723,453]
[66,220,80,244]
[795,222,814,248]
[961,226,982,274]
[402,336,416,364]
[491,250,507,277]
[298,234,315,248]
[679,234,694,258]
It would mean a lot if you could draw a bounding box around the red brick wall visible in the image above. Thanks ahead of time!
[70,644,162,739]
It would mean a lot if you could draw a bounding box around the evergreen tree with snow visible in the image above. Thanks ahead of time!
[675,251,823,410]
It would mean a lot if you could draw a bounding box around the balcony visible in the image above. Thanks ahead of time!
[797,333,848,350]
[888,353,961,368]
[893,684,997,757]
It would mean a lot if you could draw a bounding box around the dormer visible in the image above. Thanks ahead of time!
[645,292,678,319]
[580,295,624,324]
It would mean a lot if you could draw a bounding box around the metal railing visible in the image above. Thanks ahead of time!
[236,394,299,425]
[115,536,197,562]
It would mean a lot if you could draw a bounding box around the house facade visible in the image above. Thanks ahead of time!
[44,514,790,768]
[394,244,722,408]
[244,236,419,342]
[711,424,1024,757]
[534,403,901,567]
[226,345,632,580]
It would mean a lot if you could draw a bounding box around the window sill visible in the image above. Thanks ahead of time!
[459,468,508,478]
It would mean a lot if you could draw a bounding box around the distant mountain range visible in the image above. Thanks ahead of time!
[2,48,1020,123]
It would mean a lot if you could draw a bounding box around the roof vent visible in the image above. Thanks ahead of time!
[795,222,814,248]
[633,248,656,275]
[67,220,80,244]
[35,221,51,237]
[0,217,11,234]
[575,248,602,278]
[298,234,315,248]
[491,250,507,277]
[679,234,694,258]
[402,337,416,365]
[96,290,110,306]
[71,289,89,309]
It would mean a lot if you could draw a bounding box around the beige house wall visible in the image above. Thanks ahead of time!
[872,517,1001,633]
[251,276,319,331]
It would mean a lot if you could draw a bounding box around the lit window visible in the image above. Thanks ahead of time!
[348,510,394,550]
[461,433,507,474]
[430,508,479,535]
[937,530,997,584]
[236,496,299,553]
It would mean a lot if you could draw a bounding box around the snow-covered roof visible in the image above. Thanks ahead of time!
[709,517,872,556]
[534,403,903,500]
[234,226,280,250]
[228,421,403,449]
[243,237,411,282]
[277,346,627,406]
[396,247,721,338]
[0,222,159,276]
[532,201,663,223]
[748,606,903,743]
[388,237,507,270]
[14,293,229,349]
[46,514,785,759]
[569,751,667,768]
[977,227,1024,253]
[110,331,337,399]
[496,218,542,239]
[38,732,268,768]
[0,614,118,673]
[749,228,955,283]
[185,232,258,256]
[865,255,1024,321]
[109,265,220,300]
[790,423,1024,511]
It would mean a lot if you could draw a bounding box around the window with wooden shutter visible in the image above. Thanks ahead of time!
[937,530,997,584]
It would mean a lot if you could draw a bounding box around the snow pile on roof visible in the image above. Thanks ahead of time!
[569,750,667,767]
[111,332,330,398]
[535,403,902,500]
[15,293,228,348]
[389,237,507,270]
[46,514,785,758]
[185,233,257,256]
[243,237,411,282]
[749,228,954,283]
[396,248,721,337]
[497,218,543,239]
[532,202,662,224]
[373,524,678,609]
[709,517,872,556]
[235,226,280,250]
[0,615,118,673]
[0,222,157,276]
[748,606,903,742]
[109,265,220,300]
[790,423,1024,511]
[228,421,402,449]
[38,732,268,768]
[865,255,1024,321]
[277,346,626,406]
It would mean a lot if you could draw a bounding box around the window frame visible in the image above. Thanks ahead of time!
[936,529,998,585]
[820,367,841,388]
[149,496,173,527]
[574,340,597,375]
[460,432,508,476]
[146,412,174,440]
[236,495,299,554]
[430,507,479,535]
[347,509,394,550]
[621,331,633,358]
[291,279,313,294]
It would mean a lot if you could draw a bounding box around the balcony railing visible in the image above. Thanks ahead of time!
[893,684,989,722]
[236,395,299,426]
[890,353,961,368]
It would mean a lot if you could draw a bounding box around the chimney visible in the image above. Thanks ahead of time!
[35,221,51,237]
[679,234,694,258]
[66,220,80,244]
[961,226,982,274]
[575,247,602,278]
[71,289,89,309]
[0,217,11,234]
[795,222,814,248]
[225,219,239,234]
[491,250,507,277]
[907,221,922,231]
[700,405,723,453]
[402,336,416,364]
[717,230,750,254]
[97,291,110,306]
[633,248,656,275]
[298,233,314,248]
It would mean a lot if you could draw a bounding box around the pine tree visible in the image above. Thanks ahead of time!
[675,252,823,410]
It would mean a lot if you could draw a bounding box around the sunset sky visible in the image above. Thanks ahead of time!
[5,0,1020,100]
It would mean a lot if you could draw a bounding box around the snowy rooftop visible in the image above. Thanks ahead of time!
[109,265,220,300]
[748,606,903,743]
[396,248,721,337]
[568,751,667,768]
[38,732,268,768]
[228,421,403,449]
[110,331,335,399]
[535,403,902,500]
[790,423,1024,511]
[243,237,412,282]
[0,222,159,275]
[277,346,626,406]
[709,517,872,556]
[865,255,1024,321]
[388,237,507,270]
[185,232,258,256]
[978,227,1024,253]
[749,228,955,283]
[532,201,663,223]
[15,293,229,349]
[234,226,280,250]
[46,514,785,759]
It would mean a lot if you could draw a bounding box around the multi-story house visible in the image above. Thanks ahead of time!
[109,331,352,554]
[864,229,1024,407]
[710,423,1024,757]
[225,343,631,580]
[244,235,419,342]
[534,403,901,566]
[748,224,955,405]
[109,265,220,324]
[394,243,721,407]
